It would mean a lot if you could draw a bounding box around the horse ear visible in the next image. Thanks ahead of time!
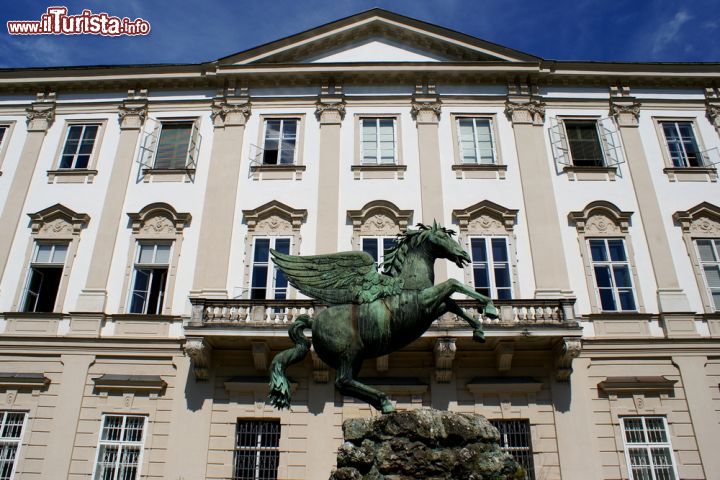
[432,219,438,230]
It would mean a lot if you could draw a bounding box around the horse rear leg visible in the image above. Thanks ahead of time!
[335,359,395,414]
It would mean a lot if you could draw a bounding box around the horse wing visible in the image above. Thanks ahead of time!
[270,249,402,304]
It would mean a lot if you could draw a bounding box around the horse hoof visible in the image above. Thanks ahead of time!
[380,399,395,414]
[484,304,499,319]
[473,330,486,343]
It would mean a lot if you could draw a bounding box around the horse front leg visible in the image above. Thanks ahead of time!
[335,359,394,414]
[446,298,485,343]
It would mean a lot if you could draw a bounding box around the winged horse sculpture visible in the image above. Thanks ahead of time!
[268,222,498,413]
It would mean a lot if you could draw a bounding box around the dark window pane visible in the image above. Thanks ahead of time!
[471,238,487,262]
[155,123,192,169]
[254,239,270,262]
[607,239,626,261]
[473,265,489,290]
[362,239,379,262]
[497,288,512,300]
[594,266,612,288]
[491,238,508,262]
[383,238,396,255]
[565,121,604,167]
[146,269,167,314]
[274,238,290,255]
[494,265,511,289]
[589,240,607,261]
[599,288,617,310]
[618,290,636,311]
[24,266,62,312]
[613,265,632,288]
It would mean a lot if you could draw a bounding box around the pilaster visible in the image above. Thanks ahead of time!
[705,87,720,136]
[0,92,56,282]
[314,83,345,254]
[190,89,251,298]
[610,87,692,315]
[505,84,572,298]
[76,90,148,312]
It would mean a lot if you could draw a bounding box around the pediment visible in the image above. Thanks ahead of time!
[218,9,538,65]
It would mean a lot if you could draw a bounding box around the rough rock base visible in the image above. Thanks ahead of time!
[329,408,522,480]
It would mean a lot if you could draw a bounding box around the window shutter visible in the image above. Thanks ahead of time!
[598,117,625,166]
[137,119,160,169]
[185,122,202,169]
[548,117,571,166]
[700,146,720,166]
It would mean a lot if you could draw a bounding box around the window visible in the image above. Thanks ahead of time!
[93,415,146,480]
[457,117,496,164]
[589,238,636,311]
[660,121,702,167]
[128,242,171,314]
[564,120,604,167]
[470,237,512,300]
[138,120,200,172]
[621,417,678,480]
[58,124,99,169]
[250,237,290,300]
[262,119,297,165]
[490,419,534,480]
[696,239,720,310]
[21,243,68,312]
[233,420,280,480]
[0,126,7,149]
[0,411,26,480]
[361,237,396,272]
[361,118,396,164]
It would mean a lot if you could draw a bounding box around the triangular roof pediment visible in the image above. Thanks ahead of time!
[218,9,538,66]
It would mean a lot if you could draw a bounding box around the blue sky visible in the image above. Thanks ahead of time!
[1,0,719,68]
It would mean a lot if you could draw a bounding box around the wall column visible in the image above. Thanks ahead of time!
[42,354,94,478]
[190,93,251,298]
[673,355,717,477]
[610,93,691,316]
[75,91,148,311]
[0,93,55,282]
[314,91,344,254]
[706,87,720,138]
[506,92,572,298]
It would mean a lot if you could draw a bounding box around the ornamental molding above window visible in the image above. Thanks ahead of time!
[568,201,633,234]
[673,202,720,237]
[28,203,90,237]
[242,200,307,234]
[127,203,191,237]
[347,200,412,236]
[452,200,518,234]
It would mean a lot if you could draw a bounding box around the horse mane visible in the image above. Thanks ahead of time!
[380,222,456,276]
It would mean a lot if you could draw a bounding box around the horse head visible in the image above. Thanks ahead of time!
[418,221,471,268]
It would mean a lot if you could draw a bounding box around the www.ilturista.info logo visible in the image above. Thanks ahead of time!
[7,6,151,36]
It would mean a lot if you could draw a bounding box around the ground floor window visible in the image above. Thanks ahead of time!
[621,416,678,480]
[93,415,146,480]
[0,411,26,480]
[233,420,280,480]
[490,419,535,480]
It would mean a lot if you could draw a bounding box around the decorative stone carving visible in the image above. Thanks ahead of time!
[610,99,642,127]
[434,337,456,383]
[504,99,545,125]
[674,202,720,237]
[28,204,90,237]
[569,201,632,234]
[251,342,270,371]
[243,200,307,233]
[211,98,251,127]
[185,337,212,380]
[376,355,389,373]
[495,342,514,372]
[118,90,148,130]
[452,200,518,234]
[128,203,191,236]
[555,337,582,381]
[26,92,56,131]
[348,201,412,238]
[315,99,346,124]
[706,104,720,129]
[411,98,442,123]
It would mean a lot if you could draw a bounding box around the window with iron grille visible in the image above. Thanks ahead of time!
[621,416,678,480]
[93,415,146,480]
[233,420,280,480]
[490,419,535,480]
[0,411,26,480]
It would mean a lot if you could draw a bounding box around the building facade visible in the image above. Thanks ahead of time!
[0,8,719,480]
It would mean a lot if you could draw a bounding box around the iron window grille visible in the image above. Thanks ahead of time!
[93,415,146,480]
[490,419,535,480]
[620,416,678,480]
[233,420,280,480]
[0,411,26,480]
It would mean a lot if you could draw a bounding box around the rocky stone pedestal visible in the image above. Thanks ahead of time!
[329,409,522,480]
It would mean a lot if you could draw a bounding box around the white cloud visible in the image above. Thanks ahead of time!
[652,10,691,55]
[0,36,72,68]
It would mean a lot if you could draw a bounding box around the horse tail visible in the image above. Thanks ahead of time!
[269,314,312,409]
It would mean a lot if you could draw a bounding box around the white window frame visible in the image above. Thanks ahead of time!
[249,236,292,300]
[20,242,68,313]
[549,116,624,169]
[695,238,720,311]
[360,117,397,165]
[588,238,637,312]
[92,414,147,480]
[659,120,703,168]
[58,123,100,169]
[127,242,172,315]
[620,416,679,480]
[468,235,513,300]
[138,118,201,171]
[261,118,299,165]
[360,236,397,271]
[456,117,497,165]
[0,411,27,480]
